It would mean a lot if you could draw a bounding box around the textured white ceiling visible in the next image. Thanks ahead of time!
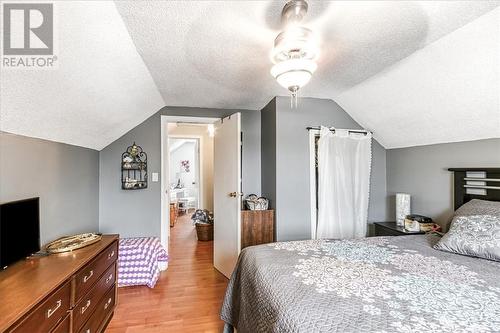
[113,0,500,103]
[115,0,499,147]
[0,1,164,150]
[1,1,499,150]
[336,7,500,148]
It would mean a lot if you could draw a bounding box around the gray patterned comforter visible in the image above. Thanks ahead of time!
[221,235,500,333]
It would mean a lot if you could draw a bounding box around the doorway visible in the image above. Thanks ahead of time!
[168,137,202,214]
[164,120,215,242]
[160,114,242,279]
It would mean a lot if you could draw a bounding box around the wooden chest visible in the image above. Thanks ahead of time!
[241,210,274,249]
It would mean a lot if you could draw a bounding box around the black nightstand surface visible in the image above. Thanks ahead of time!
[373,222,425,236]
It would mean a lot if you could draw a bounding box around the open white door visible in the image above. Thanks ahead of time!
[214,113,241,278]
[160,118,170,259]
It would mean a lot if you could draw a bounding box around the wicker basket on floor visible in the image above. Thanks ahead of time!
[195,223,213,241]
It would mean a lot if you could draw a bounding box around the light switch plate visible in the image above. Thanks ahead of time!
[152,172,159,182]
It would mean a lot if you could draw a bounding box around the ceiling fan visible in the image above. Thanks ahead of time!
[270,0,319,107]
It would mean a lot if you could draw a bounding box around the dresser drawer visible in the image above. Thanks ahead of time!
[50,313,70,333]
[73,263,116,331]
[74,241,117,303]
[10,281,71,333]
[78,287,116,333]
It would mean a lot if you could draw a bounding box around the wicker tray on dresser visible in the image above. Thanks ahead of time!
[0,234,119,333]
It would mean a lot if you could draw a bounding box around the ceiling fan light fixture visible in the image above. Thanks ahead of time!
[281,0,308,25]
[270,0,319,108]
[270,58,317,85]
[276,71,312,91]
[272,27,319,63]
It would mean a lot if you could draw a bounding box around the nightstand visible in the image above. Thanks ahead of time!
[373,222,425,236]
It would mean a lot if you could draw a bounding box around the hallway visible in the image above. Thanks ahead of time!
[106,215,228,332]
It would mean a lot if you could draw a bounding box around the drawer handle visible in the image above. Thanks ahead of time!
[83,270,94,283]
[81,299,91,314]
[85,330,91,333]
[108,250,115,259]
[46,300,61,318]
[104,297,112,310]
[105,273,113,284]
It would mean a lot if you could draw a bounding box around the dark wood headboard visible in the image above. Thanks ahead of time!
[448,168,500,210]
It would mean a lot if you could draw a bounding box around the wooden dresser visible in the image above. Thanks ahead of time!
[241,210,274,249]
[0,235,119,333]
[169,202,179,227]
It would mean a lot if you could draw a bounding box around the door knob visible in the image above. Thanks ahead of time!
[229,192,243,198]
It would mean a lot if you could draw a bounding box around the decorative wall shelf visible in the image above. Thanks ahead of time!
[121,142,147,190]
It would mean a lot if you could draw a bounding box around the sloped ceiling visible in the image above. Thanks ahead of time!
[336,8,500,147]
[1,1,499,150]
[0,1,164,150]
[336,7,500,148]
[115,0,500,148]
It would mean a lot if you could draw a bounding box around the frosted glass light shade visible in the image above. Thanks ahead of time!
[276,71,312,90]
[270,59,317,91]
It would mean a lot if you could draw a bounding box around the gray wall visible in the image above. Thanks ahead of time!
[262,97,387,241]
[260,98,277,213]
[99,106,261,238]
[386,138,500,228]
[0,132,99,244]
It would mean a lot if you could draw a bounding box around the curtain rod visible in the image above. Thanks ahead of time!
[306,126,372,135]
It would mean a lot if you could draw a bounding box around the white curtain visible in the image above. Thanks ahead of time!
[316,127,372,239]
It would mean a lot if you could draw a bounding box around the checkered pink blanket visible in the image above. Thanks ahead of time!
[118,237,168,288]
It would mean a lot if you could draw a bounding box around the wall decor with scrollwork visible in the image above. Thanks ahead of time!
[121,142,147,190]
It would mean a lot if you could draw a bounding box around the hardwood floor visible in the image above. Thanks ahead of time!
[106,214,228,333]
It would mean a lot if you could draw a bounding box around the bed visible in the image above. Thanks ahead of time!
[118,237,168,288]
[221,168,500,333]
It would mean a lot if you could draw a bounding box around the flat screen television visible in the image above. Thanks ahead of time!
[0,197,40,269]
